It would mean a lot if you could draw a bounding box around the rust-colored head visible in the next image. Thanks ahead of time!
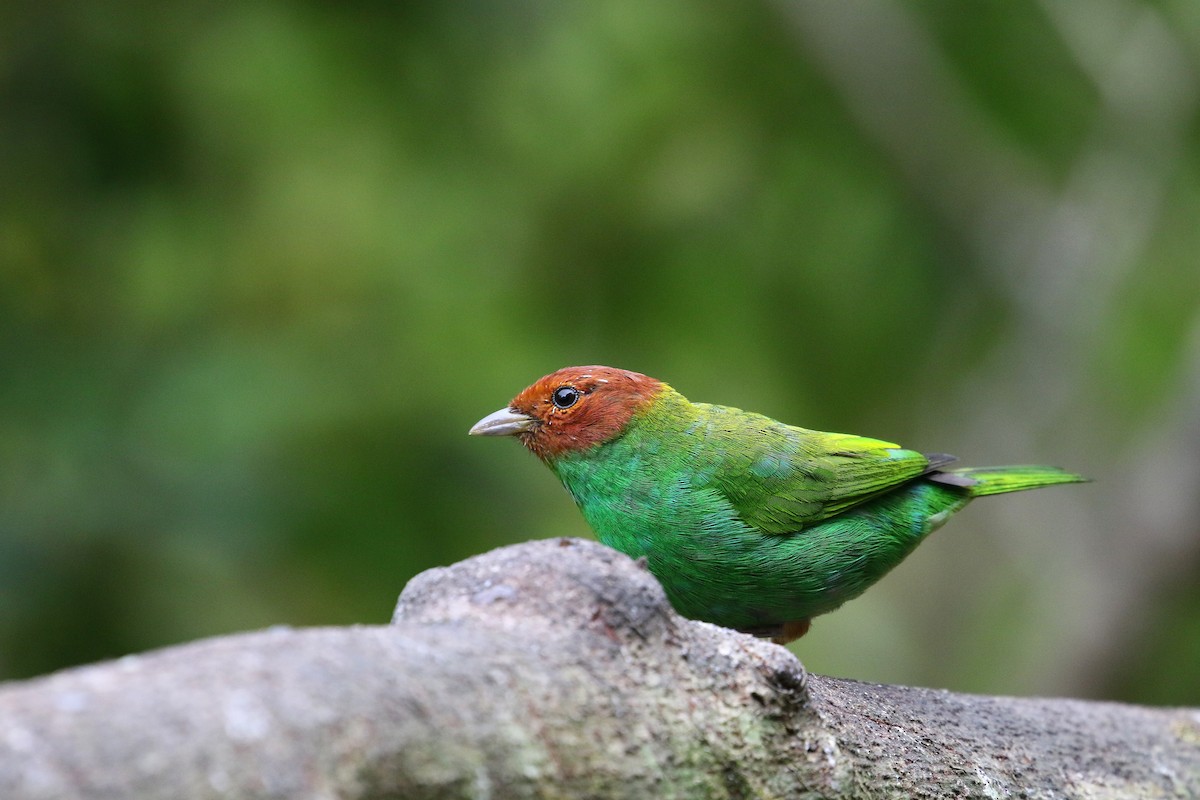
[469,366,665,460]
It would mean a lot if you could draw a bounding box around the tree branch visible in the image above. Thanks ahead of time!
[0,538,1196,799]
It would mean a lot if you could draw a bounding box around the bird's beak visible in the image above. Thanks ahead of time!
[469,407,534,437]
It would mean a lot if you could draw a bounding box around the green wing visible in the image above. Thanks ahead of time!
[688,403,938,534]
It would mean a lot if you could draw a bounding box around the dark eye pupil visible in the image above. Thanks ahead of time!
[552,387,579,409]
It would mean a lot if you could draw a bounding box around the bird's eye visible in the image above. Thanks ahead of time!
[552,386,580,409]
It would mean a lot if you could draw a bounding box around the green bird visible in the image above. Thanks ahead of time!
[470,365,1085,643]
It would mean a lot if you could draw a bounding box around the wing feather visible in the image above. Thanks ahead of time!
[687,403,937,534]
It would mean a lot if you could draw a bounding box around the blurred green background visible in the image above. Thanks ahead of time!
[2,0,1198,704]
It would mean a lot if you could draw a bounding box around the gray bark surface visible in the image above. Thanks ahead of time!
[0,538,1196,799]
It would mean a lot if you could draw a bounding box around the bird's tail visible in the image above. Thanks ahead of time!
[928,465,1088,497]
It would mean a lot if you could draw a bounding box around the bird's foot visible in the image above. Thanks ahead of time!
[771,618,811,645]
[739,618,812,645]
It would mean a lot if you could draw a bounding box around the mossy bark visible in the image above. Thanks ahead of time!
[0,538,1195,799]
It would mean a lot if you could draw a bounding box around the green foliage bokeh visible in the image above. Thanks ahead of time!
[2,0,1198,703]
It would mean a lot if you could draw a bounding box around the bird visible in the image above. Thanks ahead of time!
[469,365,1086,643]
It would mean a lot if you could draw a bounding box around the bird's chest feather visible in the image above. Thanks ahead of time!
[548,435,748,560]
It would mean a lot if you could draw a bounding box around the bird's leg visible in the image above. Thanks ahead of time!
[740,618,813,645]
[771,618,811,645]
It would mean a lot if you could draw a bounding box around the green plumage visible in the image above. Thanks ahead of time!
[545,386,1084,635]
